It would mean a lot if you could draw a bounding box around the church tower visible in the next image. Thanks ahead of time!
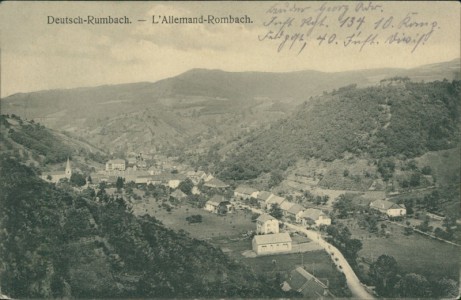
[65,157,72,178]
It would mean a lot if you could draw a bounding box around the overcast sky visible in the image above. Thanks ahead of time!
[1,1,459,97]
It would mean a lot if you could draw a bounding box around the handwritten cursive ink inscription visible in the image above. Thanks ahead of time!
[258,1,439,55]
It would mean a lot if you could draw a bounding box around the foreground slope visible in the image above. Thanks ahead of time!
[0,158,290,298]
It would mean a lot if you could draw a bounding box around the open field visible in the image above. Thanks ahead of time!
[132,197,255,239]
[357,221,460,281]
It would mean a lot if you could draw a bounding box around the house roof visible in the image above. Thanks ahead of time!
[108,159,125,164]
[209,194,227,203]
[370,199,404,210]
[235,186,258,195]
[256,214,277,223]
[288,203,305,214]
[253,232,292,245]
[206,200,221,207]
[204,177,229,188]
[257,191,274,202]
[286,267,327,297]
[302,208,326,221]
[280,201,295,211]
[171,189,187,198]
[143,173,186,182]
[186,170,206,177]
[42,171,66,176]
[266,195,285,205]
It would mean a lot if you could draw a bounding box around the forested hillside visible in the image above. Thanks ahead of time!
[218,79,460,180]
[0,114,107,165]
[0,158,290,298]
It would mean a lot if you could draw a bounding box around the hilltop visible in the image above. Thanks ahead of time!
[2,59,459,155]
[217,79,460,181]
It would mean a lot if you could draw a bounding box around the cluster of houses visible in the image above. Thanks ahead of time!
[233,186,332,228]
[92,157,229,191]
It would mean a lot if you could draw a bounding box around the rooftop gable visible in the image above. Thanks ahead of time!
[253,232,292,245]
[302,208,326,220]
[256,214,277,223]
[235,186,258,195]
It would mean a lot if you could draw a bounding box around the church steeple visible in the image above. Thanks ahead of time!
[65,157,72,178]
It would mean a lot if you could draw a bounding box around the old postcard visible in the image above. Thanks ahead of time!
[0,1,460,299]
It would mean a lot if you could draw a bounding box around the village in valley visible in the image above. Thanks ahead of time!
[36,145,459,298]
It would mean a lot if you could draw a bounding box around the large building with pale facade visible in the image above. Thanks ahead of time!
[252,232,292,255]
[105,159,126,171]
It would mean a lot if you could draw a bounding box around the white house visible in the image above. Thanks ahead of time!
[252,232,292,255]
[203,177,230,189]
[167,174,186,189]
[280,201,295,216]
[204,199,220,213]
[257,191,274,208]
[204,195,232,214]
[191,186,201,195]
[301,208,331,227]
[370,199,406,218]
[265,195,286,210]
[234,186,259,200]
[170,189,187,201]
[256,214,280,234]
[186,170,207,185]
[287,204,305,223]
[148,166,161,175]
[106,159,126,171]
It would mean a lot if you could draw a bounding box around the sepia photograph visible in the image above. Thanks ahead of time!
[0,1,460,299]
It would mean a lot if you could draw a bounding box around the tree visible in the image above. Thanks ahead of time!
[432,278,459,298]
[251,213,261,222]
[269,204,283,219]
[409,172,421,187]
[377,158,395,182]
[421,166,432,175]
[70,173,86,187]
[116,177,124,190]
[369,255,400,297]
[344,239,362,260]
[333,194,354,218]
[268,171,283,188]
[186,214,203,224]
[395,273,431,298]
[415,216,432,233]
[178,178,194,195]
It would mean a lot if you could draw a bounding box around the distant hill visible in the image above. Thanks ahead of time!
[217,79,461,181]
[2,59,459,154]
